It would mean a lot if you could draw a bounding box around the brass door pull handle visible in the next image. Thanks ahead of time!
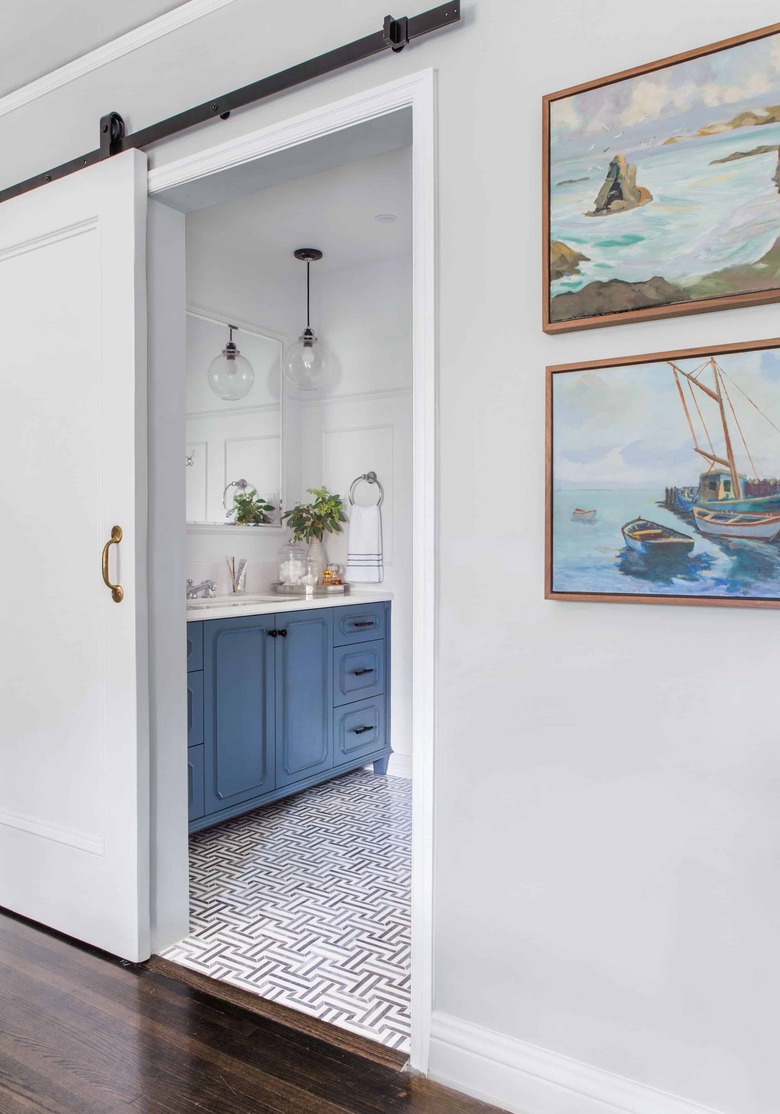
[101,525,124,603]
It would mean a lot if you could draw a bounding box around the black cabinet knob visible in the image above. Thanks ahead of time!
[268,629,278,638]
[278,629,287,637]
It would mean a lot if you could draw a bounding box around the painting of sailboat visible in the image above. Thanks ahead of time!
[546,339,780,606]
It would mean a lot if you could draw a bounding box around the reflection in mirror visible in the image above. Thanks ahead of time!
[185,311,283,526]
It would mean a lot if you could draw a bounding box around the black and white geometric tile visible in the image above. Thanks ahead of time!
[161,770,412,1051]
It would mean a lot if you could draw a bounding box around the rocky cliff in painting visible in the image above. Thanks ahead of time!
[586,154,652,217]
[549,276,690,323]
[550,241,589,281]
[774,149,780,193]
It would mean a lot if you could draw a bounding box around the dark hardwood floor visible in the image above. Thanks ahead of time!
[0,911,502,1114]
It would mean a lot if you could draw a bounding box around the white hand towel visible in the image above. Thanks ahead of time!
[346,503,384,583]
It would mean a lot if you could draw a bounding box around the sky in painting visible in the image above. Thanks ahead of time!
[553,348,780,489]
[551,32,780,158]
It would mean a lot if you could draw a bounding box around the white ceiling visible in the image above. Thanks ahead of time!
[0,0,184,98]
[186,144,412,278]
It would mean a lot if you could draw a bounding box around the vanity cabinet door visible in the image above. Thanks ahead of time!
[187,622,203,671]
[188,746,205,822]
[275,609,334,788]
[203,616,275,814]
[187,671,204,748]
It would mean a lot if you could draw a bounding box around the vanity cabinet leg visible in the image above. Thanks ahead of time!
[373,755,390,776]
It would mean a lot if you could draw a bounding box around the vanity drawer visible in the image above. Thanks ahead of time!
[187,623,203,672]
[334,639,385,705]
[188,745,205,822]
[333,603,386,646]
[334,696,386,764]
[188,671,204,748]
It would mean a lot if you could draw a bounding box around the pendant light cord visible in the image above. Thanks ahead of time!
[306,261,311,329]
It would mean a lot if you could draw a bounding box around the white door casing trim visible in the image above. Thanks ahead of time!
[0,0,239,119]
[428,1013,727,1114]
[149,69,437,1073]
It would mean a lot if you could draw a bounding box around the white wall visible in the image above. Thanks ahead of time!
[4,2,780,1112]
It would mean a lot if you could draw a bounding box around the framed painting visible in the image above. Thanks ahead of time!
[545,338,780,607]
[543,22,780,332]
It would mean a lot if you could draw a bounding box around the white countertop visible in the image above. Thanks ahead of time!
[186,590,393,622]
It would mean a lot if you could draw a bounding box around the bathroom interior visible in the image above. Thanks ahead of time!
[159,110,415,1053]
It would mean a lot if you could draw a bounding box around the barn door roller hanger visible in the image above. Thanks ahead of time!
[0,3,460,206]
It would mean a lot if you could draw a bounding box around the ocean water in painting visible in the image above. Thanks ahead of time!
[552,489,780,598]
[550,124,780,298]
[551,350,780,600]
[549,31,780,318]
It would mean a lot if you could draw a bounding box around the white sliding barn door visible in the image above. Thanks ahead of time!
[0,151,151,960]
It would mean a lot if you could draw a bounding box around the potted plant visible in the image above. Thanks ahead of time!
[282,486,346,582]
[227,489,276,525]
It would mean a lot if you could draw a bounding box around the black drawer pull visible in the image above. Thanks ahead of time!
[351,725,372,734]
[352,667,375,676]
[352,621,375,628]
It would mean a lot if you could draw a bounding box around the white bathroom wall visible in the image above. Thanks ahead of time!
[5,2,780,1111]
[185,314,283,524]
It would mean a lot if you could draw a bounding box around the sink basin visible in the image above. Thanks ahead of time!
[187,593,281,610]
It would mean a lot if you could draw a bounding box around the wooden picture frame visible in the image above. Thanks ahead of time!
[543,22,780,333]
[545,337,780,608]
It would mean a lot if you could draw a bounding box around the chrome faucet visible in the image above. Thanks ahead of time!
[186,579,217,599]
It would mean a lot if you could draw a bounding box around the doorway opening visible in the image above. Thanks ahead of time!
[148,76,435,1063]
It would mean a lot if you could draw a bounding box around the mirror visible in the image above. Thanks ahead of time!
[185,311,283,527]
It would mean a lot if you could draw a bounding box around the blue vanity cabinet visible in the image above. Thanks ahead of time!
[187,671,204,748]
[202,615,276,816]
[188,746,205,822]
[334,696,386,765]
[187,622,203,671]
[275,609,334,788]
[189,600,392,832]
[333,639,386,705]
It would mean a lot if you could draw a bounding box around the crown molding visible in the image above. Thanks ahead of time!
[0,0,238,120]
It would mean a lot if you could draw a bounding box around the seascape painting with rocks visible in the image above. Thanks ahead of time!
[546,29,780,328]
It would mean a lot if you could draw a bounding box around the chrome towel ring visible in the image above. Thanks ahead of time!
[349,471,384,506]
[223,478,255,510]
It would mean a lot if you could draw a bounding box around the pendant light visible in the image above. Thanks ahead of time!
[207,324,255,401]
[285,248,330,390]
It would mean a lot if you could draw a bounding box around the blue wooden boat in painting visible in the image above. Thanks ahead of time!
[675,486,699,512]
[622,517,695,555]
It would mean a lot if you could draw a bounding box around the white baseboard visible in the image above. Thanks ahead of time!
[388,753,412,779]
[428,1013,726,1114]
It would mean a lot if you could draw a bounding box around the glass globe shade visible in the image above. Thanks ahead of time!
[284,329,330,390]
[207,346,254,401]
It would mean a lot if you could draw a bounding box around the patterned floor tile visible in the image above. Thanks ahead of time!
[161,770,411,1051]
